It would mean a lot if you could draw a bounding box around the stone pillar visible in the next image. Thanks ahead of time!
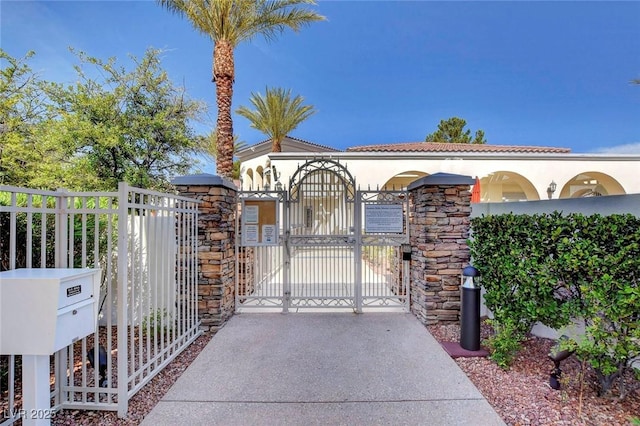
[172,174,237,333]
[407,173,474,325]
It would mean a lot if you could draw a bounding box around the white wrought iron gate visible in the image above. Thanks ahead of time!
[236,159,409,312]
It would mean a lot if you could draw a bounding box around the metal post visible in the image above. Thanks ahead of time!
[401,243,411,312]
[354,191,362,313]
[21,355,51,426]
[283,192,290,313]
[116,182,129,417]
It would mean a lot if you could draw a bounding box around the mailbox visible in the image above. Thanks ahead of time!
[0,268,101,355]
[0,268,101,426]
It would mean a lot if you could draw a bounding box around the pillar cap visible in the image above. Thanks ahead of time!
[171,173,237,190]
[407,172,475,190]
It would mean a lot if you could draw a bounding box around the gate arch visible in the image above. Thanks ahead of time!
[288,159,356,239]
[289,158,356,200]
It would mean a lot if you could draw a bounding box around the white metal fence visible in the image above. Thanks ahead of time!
[0,183,201,423]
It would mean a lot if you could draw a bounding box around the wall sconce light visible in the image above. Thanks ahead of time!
[547,180,557,199]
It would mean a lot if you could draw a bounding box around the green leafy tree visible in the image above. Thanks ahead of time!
[236,86,316,152]
[1,48,206,190]
[156,0,324,178]
[0,49,52,186]
[425,117,487,144]
[40,48,206,190]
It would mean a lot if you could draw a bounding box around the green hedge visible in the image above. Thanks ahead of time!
[469,212,640,398]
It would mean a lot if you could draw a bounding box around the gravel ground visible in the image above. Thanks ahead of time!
[48,320,639,425]
[427,321,640,426]
[51,334,212,426]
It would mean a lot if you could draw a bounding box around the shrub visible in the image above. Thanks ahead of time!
[470,212,640,398]
[469,212,579,368]
[556,214,640,398]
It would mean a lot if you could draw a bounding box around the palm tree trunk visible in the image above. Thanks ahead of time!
[272,137,282,153]
[213,40,235,178]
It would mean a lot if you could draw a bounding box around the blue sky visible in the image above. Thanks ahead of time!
[2,1,640,172]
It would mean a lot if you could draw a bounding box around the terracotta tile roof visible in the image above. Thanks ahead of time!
[346,142,571,154]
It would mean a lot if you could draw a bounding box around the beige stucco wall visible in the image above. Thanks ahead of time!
[240,152,640,201]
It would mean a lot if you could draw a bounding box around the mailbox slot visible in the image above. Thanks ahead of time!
[58,276,94,309]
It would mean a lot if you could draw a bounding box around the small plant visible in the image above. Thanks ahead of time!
[142,308,173,337]
[630,416,640,426]
[558,371,572,404]
[486,317,526,369]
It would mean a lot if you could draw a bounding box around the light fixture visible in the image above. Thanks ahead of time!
[460,265,481,351]
[270,165,282,191]
[547,181,557,199]
[548,335,574,390]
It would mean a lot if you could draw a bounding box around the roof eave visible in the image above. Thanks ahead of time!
[265,151,640,161]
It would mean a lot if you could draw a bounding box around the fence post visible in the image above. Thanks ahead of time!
[55,189,68,268]
[172,174,238,333]
[54,189,69,409]
[354,190,363,313]
[407,173,474,325]
[117,182,129,418]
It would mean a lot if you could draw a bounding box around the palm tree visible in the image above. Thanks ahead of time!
[203,129,246,180]
[156,0,324,178]
[236,87,316,152]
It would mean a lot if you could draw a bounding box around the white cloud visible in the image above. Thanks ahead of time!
[594,142,640,154]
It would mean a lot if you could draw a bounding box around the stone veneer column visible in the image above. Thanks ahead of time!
[172,174,237,333]
[407,173,475,325]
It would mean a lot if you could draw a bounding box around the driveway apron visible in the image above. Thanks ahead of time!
[142,313,505,426]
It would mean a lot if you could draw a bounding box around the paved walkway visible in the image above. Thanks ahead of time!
[142,313,505,426]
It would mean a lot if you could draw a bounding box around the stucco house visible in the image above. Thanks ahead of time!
[236,136,640,200]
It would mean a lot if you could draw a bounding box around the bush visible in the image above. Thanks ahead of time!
[469,213,579,368]
[470,212,640,398]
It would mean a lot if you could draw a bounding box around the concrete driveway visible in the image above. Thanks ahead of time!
[142,313,505,426]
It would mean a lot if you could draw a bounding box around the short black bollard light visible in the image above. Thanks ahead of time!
[460,265,481,351]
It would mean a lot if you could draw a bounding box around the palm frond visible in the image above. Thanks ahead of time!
[236,86,315,151]
[157,0,324,45]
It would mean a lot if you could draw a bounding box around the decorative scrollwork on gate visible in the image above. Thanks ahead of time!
[288,158,356,202]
